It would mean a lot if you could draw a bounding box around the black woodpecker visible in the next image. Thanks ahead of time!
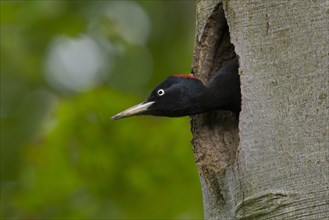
[112,57,240,120]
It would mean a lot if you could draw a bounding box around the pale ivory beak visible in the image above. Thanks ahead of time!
[111,101,155,120]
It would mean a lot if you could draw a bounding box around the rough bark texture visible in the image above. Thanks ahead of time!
[191,0,329,219]
[191,0,239,219]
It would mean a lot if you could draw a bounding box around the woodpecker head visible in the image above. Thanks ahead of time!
[112,74,206,120]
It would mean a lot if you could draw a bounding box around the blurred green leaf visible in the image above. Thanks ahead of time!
[1,1,202,219]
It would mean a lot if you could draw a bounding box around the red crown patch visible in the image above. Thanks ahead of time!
[173,74,195,79]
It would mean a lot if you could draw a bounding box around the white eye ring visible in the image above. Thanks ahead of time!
[157,89,165,96]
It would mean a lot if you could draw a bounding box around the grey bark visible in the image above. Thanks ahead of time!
[191,0,329,219]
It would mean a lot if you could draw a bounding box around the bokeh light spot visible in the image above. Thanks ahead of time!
[104,1,150,45]
[45,35,107,92]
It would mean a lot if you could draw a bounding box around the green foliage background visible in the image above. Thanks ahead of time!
[1,1,203,219]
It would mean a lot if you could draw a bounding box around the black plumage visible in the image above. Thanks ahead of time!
[112,58,240,120]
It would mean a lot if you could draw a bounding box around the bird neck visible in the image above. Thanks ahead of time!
[188,92,213,115]
[192,86,240,115]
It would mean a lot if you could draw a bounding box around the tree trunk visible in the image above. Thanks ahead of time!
[191,0,329,219]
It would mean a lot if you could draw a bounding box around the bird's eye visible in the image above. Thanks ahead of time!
[157,89,165,96]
